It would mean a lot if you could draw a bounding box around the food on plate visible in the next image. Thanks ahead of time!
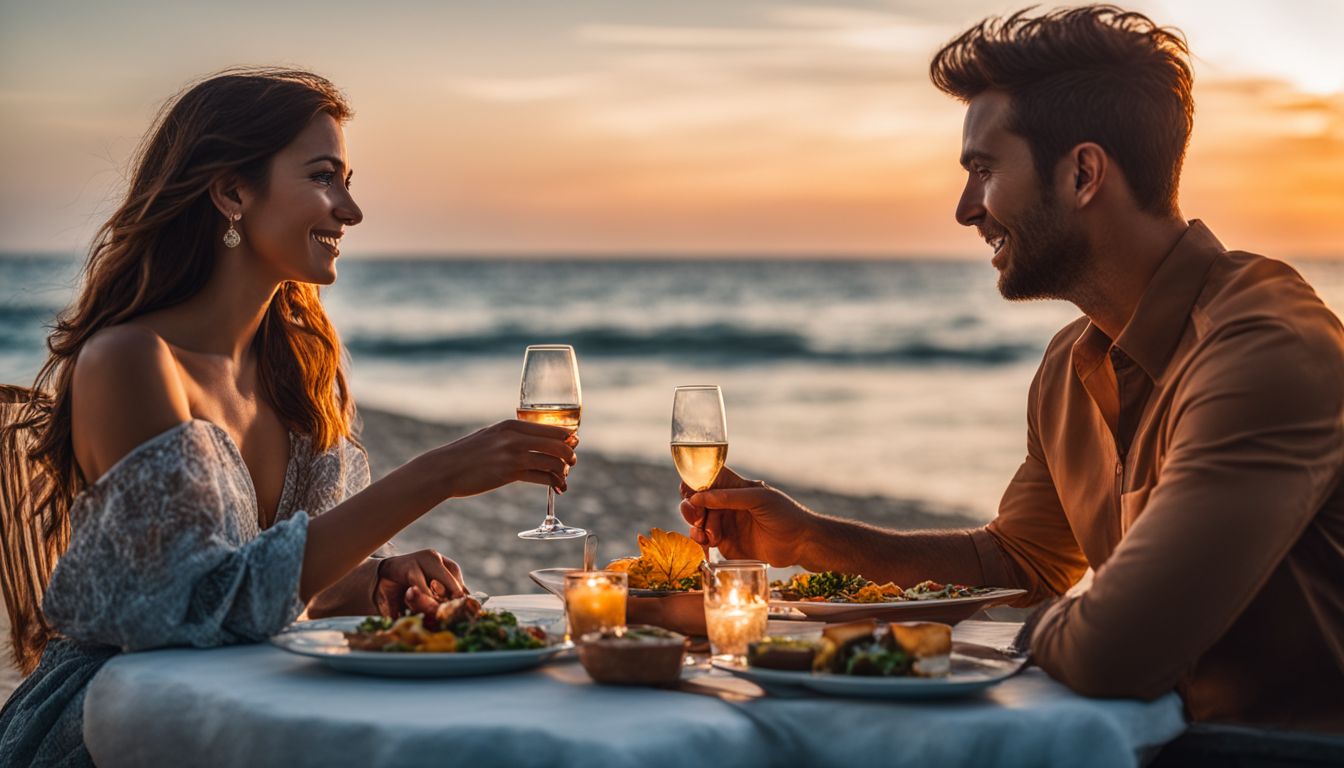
[901,580,992,601]
[746,637,824,671]
[770,571,994,603]
[771,572,900,603]
[886,621,953,677]
[606,528,706,591]
[344,596,548,653]
[577,625,689,686]
[745,619,953,678]
[821,619,880,672]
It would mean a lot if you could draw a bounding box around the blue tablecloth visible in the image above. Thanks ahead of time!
[84,595,1186,767]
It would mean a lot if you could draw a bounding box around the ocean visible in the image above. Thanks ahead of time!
[4,254,1342,521]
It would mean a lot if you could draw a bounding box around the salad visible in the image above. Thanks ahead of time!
[771,572,995,604]
[344,596,548,653]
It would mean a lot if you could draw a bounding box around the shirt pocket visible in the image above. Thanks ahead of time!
[1120,484,1153,534]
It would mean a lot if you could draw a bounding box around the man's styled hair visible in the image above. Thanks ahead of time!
[930,5,1194,216]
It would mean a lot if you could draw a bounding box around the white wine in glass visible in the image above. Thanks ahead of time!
[670,442,728,492]
[671,385,728,491]
[516,405,581,429]
[517,345,585,540]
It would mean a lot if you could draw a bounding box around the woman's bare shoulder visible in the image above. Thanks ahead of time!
[72,325,194,481]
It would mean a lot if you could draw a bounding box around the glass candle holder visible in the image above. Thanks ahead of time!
[563,570,628,641]
[702,561,768,664]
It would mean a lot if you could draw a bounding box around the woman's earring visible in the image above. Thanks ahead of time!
[223,212,242,248]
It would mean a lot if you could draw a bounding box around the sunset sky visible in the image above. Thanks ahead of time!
[2,0,1340,258]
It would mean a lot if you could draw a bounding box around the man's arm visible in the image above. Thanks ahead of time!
[682,365,1088,596]
[1029,321,1344,698]
[801,518,990,587]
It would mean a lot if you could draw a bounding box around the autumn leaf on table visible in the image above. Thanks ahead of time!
[607,528,705,591]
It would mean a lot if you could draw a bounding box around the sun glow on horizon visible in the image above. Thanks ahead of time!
[0,1,1340,258]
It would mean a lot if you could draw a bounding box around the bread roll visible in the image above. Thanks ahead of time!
[884,621,952,677]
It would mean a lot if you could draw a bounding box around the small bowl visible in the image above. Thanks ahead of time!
[577,625,689,686]
[627,591,706,636]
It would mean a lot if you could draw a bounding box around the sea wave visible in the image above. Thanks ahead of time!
[342,323,1040,366]
[0,304,59,325]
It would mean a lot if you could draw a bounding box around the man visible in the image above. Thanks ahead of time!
[681,6,1343,732]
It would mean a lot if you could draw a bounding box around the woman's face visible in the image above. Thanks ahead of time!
[240,113,362,285]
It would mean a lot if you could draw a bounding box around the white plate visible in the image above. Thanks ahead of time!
[770,589,1027,624]
[712,643,1024,700]
[271,616,570,678]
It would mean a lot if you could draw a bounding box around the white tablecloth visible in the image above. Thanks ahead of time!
[84,595,1186,768]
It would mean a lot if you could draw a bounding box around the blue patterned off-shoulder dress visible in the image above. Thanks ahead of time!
[0,420,370,767]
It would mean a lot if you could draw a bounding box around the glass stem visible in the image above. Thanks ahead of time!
[543,486,558,529]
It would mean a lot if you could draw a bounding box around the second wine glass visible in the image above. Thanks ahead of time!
[671,385,728,491]
[672,385,728,560]
[517,344,585,540]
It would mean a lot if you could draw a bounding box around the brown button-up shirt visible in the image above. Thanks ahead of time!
[969,220,1344,732]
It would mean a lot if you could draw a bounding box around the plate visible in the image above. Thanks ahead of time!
[711,642,1025,699]
[271,616,570,677]
[770,589,1027,624]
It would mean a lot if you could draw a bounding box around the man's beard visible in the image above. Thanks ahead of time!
[991,189,1090,302]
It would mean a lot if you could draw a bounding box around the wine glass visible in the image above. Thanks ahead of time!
[517,345,585,540]
[671,385,728,491]
[672,385,728,558]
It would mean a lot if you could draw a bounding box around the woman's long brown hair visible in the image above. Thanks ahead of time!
[0,68,356,673]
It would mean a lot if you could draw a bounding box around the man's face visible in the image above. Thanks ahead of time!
[955,91,1088,301]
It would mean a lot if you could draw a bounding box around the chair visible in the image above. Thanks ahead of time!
[0,384,65,676]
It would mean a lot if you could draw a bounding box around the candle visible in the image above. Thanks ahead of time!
[702,562,769,663]
[564,570,628,640]
[705,596,768,661]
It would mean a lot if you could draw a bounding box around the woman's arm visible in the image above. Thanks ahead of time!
[297,419,574,601]
[305,557,381,617]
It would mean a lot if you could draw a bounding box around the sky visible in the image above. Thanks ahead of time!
[1,0,1341,258]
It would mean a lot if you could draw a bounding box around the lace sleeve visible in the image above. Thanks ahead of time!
[343,440,371,499]
[43,421,307,651]
[340,442,389,556]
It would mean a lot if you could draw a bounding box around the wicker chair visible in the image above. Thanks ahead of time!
[0,384,66,675]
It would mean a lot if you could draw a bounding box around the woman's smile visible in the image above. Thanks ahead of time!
[312,229,342,257]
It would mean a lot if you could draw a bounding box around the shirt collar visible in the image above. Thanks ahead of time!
[1073,219,1224,384]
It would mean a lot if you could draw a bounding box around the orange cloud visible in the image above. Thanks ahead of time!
[1182,77,1344,256]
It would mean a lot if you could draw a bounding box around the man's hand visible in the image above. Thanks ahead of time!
[678,467,819,567]
[373,549,467,617]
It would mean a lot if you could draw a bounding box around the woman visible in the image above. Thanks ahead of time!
[0,68,577,765]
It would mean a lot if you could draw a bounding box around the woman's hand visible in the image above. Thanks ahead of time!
[432,419,578,499]
[300,421,576,605]
[373,549,468,617]
[679,467,818,567]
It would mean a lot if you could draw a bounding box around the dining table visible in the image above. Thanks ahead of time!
[82,594,1187,767]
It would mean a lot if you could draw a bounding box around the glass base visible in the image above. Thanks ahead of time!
[518,524,587,540]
